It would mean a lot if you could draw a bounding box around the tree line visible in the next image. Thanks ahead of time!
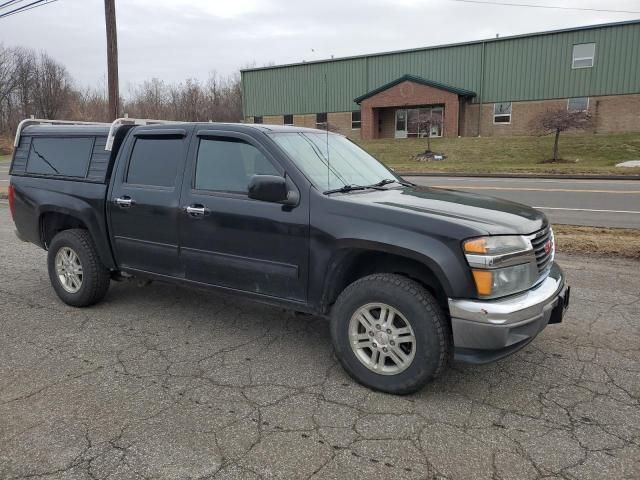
[0,44,243,153]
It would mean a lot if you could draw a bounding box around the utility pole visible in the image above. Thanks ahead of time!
[104,0,119,121]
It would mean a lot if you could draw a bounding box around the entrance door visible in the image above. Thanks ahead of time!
[394,109,407,138]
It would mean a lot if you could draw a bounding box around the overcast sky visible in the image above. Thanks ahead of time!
[1,0,638,93]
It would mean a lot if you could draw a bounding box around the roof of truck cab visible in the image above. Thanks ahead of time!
[190,123,332,134]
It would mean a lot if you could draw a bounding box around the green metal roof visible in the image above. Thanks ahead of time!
[353,74,476,103]
[242,20,640,73]
[242,20,640,117]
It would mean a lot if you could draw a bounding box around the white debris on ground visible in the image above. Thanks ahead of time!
[615,160,640,167]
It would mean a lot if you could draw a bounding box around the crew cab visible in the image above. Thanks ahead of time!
[8,118,570,394]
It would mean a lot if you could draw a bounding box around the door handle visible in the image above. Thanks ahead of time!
[115,196,134,208]
[185,205,210,217]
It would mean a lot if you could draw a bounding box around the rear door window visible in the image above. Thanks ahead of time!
[126,138,183,187]
[26,137,93,177]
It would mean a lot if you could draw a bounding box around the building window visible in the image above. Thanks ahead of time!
[351,111,361,129]
[572,43,595,69]
[283,114,294,126]
[493,102,512,124]
[316,112,327,129]
[253,116,263,124]
[567,97,589,112]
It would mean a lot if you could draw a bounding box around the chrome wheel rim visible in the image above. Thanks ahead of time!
[54,247,83,293]
[348,302,416,375]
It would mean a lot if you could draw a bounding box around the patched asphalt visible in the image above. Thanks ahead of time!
[0,205,639,479]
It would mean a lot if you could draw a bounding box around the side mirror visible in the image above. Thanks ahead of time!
[248,175,295,204]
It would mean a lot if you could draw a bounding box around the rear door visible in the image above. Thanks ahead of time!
[108,127,191,277]
[179,129,309,301]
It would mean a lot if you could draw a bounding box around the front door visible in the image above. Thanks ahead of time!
[394,109,408,138]
[179,130,309,302]
[108,128,191,277]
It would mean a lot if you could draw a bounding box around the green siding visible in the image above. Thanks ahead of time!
[242,22,640,116]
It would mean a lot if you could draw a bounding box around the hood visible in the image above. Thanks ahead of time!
[332,185,547,235]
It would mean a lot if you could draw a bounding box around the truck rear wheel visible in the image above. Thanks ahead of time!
[330,273,450,394]
[47,229,110,307]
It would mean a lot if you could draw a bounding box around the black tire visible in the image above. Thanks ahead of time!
[330,273,450,394]
[47,229,110,307]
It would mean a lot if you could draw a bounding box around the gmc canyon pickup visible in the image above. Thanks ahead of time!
[8,118,570,394]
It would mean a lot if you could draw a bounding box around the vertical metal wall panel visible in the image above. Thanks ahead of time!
[242,22,640,116]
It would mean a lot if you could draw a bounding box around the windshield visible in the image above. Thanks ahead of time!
[269,132,398,192]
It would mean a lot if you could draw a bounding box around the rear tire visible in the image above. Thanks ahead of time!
[330,273,450,394]
[47,229,110,307]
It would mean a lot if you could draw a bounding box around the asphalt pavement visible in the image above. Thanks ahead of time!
[1,205,639,479]
[405,176,640,229]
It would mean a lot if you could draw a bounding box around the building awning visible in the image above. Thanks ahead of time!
[354,74,476,104]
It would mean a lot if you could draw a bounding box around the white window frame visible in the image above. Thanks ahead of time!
[567,97,589,112]
[351,111,361,130]
[572,43,596,69]
[493,102,512,125]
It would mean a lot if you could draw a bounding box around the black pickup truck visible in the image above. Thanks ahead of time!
[8,119,570,394]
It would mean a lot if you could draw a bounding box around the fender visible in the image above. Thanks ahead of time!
[31,184,116,269]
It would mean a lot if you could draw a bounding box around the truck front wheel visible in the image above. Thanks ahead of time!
[331,273,450,394]
[47,229,110,307]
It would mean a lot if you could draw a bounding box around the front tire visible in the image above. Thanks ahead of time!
[331,273,450,394]
[47,229,110,307]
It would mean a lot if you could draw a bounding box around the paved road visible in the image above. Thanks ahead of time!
[405,176,640,229]
[1,205,639,479]
[0,161,8,187]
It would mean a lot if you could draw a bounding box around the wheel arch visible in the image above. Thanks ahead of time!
[39,209,116,270]
[320,242,454,315]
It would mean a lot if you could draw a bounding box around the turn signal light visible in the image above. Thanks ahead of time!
[471,270,493,296]
[464,238,487,254]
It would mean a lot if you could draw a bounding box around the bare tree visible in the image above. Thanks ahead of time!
[415,110,442,152]
[531,109,593,162]
[0,45,18,132]
[13,47,37,118]
[33,52,72,119]
[1,44,245,149]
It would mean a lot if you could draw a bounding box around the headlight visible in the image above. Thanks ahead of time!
[463,235,538,298]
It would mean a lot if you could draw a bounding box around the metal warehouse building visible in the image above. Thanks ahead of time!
[241,20,640,139]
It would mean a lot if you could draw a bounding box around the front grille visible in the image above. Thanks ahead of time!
[530,226,554,274]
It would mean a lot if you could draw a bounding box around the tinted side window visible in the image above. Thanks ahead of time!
[127,138,183,187]
[195,138,279,193]
[26,137,93,177]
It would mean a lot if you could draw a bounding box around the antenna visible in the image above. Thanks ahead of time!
[325,73,330,190]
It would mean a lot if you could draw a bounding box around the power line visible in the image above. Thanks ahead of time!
[449,0,640,15]
[0,0,27,10]
[0,0,60,19]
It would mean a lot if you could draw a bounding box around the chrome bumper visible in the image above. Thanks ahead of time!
[448,263,569,364]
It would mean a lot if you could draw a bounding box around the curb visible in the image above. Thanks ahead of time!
[399,172,640,180]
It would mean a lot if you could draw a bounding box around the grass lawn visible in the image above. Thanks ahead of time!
[555,225,640,259]
[357,133,640,175]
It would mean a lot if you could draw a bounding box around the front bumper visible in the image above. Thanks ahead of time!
[448,262,569,364]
